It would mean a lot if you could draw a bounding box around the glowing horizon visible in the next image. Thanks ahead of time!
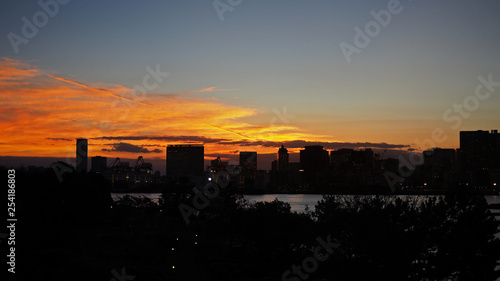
[1,1,499,167]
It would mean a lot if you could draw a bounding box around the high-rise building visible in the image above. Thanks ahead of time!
[166,144,204,181]
[300,146,329,186]
[300,145,329,172]
[91,156,107,173]
[459,130,500,171]
[210,157,228,172]
[459,130,500,186]
[276,145,289,188]
[330,148,374,172]
[330,149,354,170]
[76,138,88,172]
[278,144,289,171]
[423,148,456,188]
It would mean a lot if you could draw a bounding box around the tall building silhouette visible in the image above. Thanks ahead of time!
[422,148,456,188]
[459,130,499,171]
[166,144,204,182]
[91,156,107,173]
[76,138,88,172]
[210,157,227,172]
[276,145,289,188]
[459,130,499,186]
[331,148,374,172]
[300,146,329,172]
[278,144,289,171]
[330,149,354,171]
[300,145,329,186]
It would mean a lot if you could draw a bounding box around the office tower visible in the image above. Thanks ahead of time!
[76,138,88,172]
[423,148,456,188]
[300,146,329,186]
[300,145,329,173]
[459,130,500,171]
[423,148,456,167]
[459,130,500,186]
[91,156,107,173]
[330,148,374,172]
[278,144,289,171]
[276,145,289,188]
[353,149,374,170]
[382,158,399,174]
[166,144,204,180]
[210,157,228,172]
[330,149,354,171]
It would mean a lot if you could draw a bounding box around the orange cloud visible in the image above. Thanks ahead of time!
[0,58,318,160]
[197,87,238,93]
[0,57,39,83]
[48,75,153,107]
[0,57,411,164]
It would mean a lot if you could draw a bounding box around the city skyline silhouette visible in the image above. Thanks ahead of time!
[2,1,500,280]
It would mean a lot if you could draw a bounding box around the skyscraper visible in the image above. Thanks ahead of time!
[300,145,329,173]
[300,145,329,186]
[459,130,500,186]
[423,148,456,188]
[76,138,88,172]
[276,145,289,188]
[278,144,289,171]
[166,144,204,181]
[91,156,107,173]
[459,130,499,171]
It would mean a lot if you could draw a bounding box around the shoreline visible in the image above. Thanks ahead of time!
[111,189,500,196]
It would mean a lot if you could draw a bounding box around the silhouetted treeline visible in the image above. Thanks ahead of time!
[312,189,500,280]
[4,166,500,280]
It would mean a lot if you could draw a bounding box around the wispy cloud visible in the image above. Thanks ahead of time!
[0,58,256,157]
[197,87,238,93]
[48,75,153,106]
[0,57,411,160]
[102,142,162,153]
[96,135,409,150]
[0,57,39,83]
[46,138,72,141]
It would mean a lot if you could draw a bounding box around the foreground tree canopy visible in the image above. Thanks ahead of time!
[312,190,500,280]
[12,167,500,280]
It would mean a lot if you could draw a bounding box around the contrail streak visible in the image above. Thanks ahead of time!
[48,75,154,107]
[207,124,252,139]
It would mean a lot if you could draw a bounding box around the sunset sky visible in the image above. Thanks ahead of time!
[1,0,499,171]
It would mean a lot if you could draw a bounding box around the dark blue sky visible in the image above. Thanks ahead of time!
[1,0,500,162]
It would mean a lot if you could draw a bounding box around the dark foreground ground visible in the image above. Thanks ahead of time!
[5,168,500,281]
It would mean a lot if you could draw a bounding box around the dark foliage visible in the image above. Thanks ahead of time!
[312,189,500,281]
[6,166,500,281]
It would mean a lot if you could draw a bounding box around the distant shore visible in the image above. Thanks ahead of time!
[112,187,500,196]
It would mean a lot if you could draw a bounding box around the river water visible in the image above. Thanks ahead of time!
[111,193,500,275]
[111,193,500,214]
